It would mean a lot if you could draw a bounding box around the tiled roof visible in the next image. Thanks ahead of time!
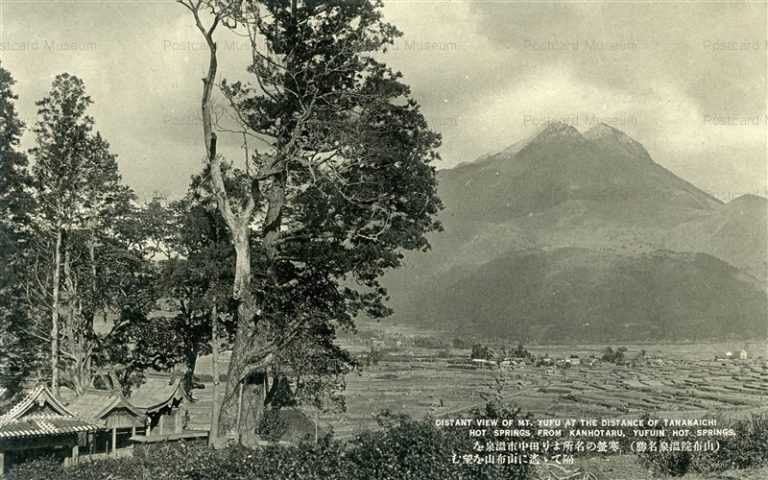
[66,389,144,422]
[0,385,99,439]
[0,416,97,439]
[129,377,192,413]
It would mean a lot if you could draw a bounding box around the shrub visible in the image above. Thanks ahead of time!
[8,456,143,480]
[470,343,493,360]
[347,410,532,480]
[256,408,289,442]
[699,414,768,472]
[6,456,63,480]
[639,449,693,477]
[9,403,536,480]
[638,414,768,476]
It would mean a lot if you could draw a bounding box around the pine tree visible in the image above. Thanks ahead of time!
[0,62,38,400]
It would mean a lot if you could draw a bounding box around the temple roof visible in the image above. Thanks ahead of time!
[129,378,192,414]
[66,389,144,423]
[0,385,99,439]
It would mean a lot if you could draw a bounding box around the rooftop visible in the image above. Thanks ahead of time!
[0,385,99,439]
[66,389,144,422]
[128,377,192,413]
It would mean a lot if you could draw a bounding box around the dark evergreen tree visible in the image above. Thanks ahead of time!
[0,62,38,401]
[178,0,442,444]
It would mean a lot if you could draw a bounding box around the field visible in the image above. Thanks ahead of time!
[190,336,768,437]
[316,341,768,439]
[186,338,768,479]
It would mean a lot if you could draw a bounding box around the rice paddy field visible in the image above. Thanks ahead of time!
[317,343,768,439]
[189,339,766,479]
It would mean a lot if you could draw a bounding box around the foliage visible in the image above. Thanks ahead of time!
[276,320,354,414]
[9,404,534,480]
[255,408,289,442]
[11,413,768,480]
[0,61,39,397]
[120,189,237,392]
[8,456,143,480]
[177,0,443,438]
[511,343,533,359]
[638,414,768,476]
[24,72,150,393]
[470,343,493,360]
[600,346,627,363]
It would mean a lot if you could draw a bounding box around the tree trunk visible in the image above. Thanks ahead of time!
[183,349,198,393]
[63,242,90,396]
[210,208,268,446]
[50,226,62,394]
[208,304,220,447]
[217,284,266,446]
[186,4,273,446]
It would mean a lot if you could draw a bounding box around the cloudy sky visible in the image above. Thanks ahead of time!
[0,0,765,201]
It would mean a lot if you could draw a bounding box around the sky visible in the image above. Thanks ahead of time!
[0,0,765,201]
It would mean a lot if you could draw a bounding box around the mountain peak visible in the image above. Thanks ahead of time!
[584,122,621,138]
[530,121,584,144]
[729,193,767,204]
[584,122,653,163]
[724,193,768,212]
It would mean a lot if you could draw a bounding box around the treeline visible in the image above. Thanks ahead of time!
[0,65,348,412]
[3,0,447,446]
[0,66,234,401]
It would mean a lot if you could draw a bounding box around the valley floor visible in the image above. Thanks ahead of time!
[317,346,767,438]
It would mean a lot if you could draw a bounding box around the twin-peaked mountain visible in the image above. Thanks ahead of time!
[383,122,767,342]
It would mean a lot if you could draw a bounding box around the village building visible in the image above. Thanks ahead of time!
[471,358,497,369]
[0,385,99,477]
[739,349,748,360]
[555,359,570,369]
[538,356,554,367]
[499,358,528,369]
[65,388,145,457]
[127,377,203,444]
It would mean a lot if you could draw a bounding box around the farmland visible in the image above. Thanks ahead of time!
[316,341,768,439]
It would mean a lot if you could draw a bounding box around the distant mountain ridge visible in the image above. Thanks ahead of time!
[382,122,767,342]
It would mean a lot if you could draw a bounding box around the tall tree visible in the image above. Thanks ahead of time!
[178,0,442,444]
[0,62,38,400]
[134,187,236,391]
[156,181,236,444]
[30,74,93,393]
[30,74,140,394]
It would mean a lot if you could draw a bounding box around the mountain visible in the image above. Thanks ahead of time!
[409,248,766,342]
[441,121,720,225]
[666,194,768,280]
[382,122,767,342]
